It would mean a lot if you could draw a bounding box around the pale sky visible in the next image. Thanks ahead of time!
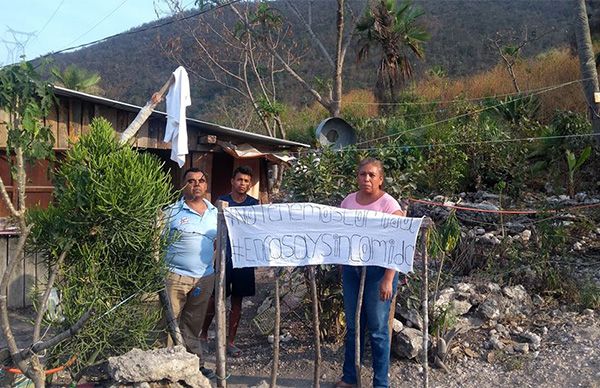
[0,0,195,66]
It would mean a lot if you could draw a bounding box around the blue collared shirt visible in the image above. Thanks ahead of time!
[164,198,218,277]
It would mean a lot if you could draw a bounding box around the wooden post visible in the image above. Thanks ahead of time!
[270,269,281,388]
[420,220,431,388]
[155,210,184,346]
[215,201,229,387]
[354,267,366,388]
[308,266,321,388]
[158,290,183,345]
[119,74,175,145]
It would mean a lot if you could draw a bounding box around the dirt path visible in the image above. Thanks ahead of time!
[199,315,598,388]
[2,272,598,387]
[200,270,599,388]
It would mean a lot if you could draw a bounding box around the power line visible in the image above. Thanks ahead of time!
[356,78,591,146]
[35,0,67,39]
[333,78,591,124]
[297,132,599,156]
[345,78,586,107]
[33,0,243,63]
[64,0,130,48]
[296,77,598,155]
[319,132,599,154]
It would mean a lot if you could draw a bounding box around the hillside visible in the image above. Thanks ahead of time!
[46,0,575,120]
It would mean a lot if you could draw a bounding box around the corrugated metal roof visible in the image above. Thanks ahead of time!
[53,86,311,149]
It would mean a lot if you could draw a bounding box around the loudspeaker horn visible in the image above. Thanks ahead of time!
[315,117,357,149]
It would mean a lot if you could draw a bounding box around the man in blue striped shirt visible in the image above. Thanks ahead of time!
[164,167,217,379]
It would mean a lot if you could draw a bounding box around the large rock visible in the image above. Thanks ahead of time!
[434,287,455,308]
[520,331,541,350]
[392,318,404,333]
[502,285,530,303]
[480,232,501,245]
[108,346,210,388]
[477,298,502,320]
[392,327,427,359]
[398,306,423,330]
[451,299,473,316]
[476,284,532,321]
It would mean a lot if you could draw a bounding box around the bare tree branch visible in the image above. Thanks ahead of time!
[228,2,332,112]
[0,225,33,374]
[19,309,94,359]
[15,148,26,221]
[0,176,18,217]
[32,245,72,342]
[284,0,334,68]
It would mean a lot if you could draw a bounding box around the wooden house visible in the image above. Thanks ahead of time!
[0,85,309,307]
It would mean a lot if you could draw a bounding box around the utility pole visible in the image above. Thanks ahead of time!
[574,0,600,144]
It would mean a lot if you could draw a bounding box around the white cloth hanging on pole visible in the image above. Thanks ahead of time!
[164,66,191,167]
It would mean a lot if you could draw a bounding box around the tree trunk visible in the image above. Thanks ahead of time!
[574,0,600,143]
[331,0,345,117]
[421,227,430,388]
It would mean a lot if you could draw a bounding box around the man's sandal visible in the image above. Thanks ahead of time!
[227,343,242,357]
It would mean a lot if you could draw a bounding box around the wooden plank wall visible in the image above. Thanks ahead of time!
[0,237,6,303]
[0,235,47,308]
[259,158,271,204]
[1,97,125,149]
[0,110,8,147]
[0,91,287,156]
[1,94,229,154]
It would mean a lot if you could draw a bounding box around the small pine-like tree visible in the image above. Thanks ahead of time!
[29,117,176,375]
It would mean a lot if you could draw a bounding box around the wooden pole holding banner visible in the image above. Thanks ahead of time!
[270,269,281,388]
[420,218,432,388]
[119,74,175,145]
[308,266,321,388]
[215,201,229,387]
[354,267,367,388]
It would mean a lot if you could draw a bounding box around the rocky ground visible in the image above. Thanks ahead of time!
[197,270,600,388]
[1,272,598,388]
[2,190,599,387]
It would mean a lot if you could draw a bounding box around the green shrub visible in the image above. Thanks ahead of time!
[529,110,593,191]
[28,117,176,373]
[579,280,600,310]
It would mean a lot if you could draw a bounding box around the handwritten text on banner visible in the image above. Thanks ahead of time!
[223,203,423,274]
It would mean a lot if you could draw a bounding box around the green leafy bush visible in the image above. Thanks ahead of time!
[579,280,600,309]
[28,117,176,373]
[529,110,594,192]
[0,61,55,162]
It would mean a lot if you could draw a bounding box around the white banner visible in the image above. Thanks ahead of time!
[224,203,423,274]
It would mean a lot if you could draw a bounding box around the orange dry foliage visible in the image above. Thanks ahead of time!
[413,47,586,121]
[283,89,378,139]
[340,89,379,118]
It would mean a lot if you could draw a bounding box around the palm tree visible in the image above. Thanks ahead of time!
[51,64,103,94]
[356,0,429,104]
[574,0,600,142]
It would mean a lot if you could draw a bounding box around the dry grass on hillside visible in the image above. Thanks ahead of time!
[413,47,586,120]
[285,46,592,141]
